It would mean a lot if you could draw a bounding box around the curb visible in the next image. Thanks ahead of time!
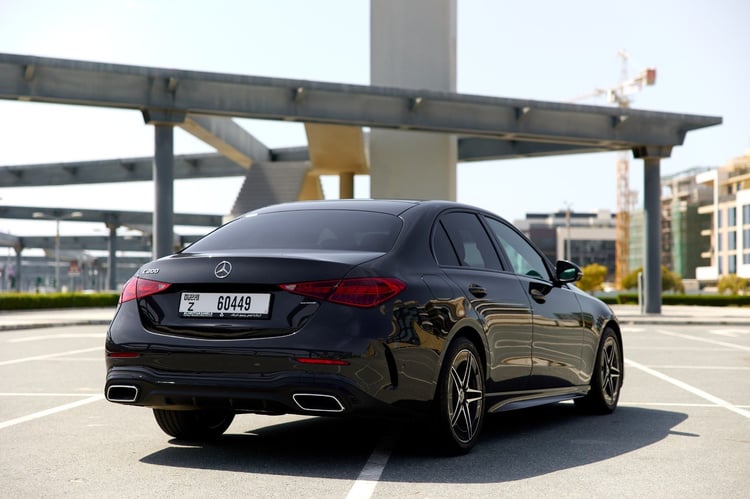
[0,320,112,332]
[616,318,750,326]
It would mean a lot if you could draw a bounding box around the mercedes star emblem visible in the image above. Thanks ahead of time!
[214,261,232,279]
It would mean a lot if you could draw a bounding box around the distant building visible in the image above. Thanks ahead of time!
[630,167,712,279]
[515,210,616,281]
[694,150,750,282]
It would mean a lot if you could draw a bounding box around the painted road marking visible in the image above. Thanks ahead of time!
[0,347,102,366]
[655,329,750,352]
[625,358,750,420]
[346,433,398,499]
[0,395,104,430]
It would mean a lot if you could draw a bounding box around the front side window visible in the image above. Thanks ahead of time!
[484,217,551,280]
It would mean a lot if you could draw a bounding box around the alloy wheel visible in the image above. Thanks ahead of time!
[600,335,622,405]
[446,348,484,444]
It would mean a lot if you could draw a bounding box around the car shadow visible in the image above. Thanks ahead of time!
[140,404,689,483]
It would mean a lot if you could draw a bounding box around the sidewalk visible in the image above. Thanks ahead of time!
[1,305,749,331]
[0,308,116,331]
[610,304,750,326]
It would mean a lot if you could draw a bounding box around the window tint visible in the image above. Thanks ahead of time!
[433,223,461,266]
[186,210,402,252]
[484,217,551,280]
[438,212,502,270]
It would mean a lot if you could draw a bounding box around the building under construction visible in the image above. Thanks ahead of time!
[630,168,712,280]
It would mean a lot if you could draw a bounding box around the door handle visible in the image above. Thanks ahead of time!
[468,284,487,298]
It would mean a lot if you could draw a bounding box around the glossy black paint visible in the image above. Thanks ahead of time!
[105,200,621,435]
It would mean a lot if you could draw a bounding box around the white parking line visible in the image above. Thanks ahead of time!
[0,395,104,430]
[621,402,750,409]
[655,329,750,352]
[625,358,750,419]
[346,433,397,499]
[0,347,102,366]
[7,333,105,343]
[0,392,101,397]
[644,365,750,370]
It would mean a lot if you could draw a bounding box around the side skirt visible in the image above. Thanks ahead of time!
[486,386,589,413]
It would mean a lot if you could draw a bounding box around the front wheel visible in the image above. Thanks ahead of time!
[153,408,234,441]
[435,337,485,454]
[575,327,623,414]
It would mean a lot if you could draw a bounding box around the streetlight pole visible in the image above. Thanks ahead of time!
[33,210,82,291]
[55,218,60,292]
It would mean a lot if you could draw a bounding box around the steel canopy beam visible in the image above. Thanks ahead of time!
[0,53,721,149]
[0,205,223,227]
[0,153,246,187]
[7,234,202,252]
[180,115,271,168]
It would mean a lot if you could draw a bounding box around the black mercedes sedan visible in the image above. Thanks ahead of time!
[105,199,623,454]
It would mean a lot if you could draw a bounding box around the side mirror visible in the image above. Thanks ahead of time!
[556,260,582,283]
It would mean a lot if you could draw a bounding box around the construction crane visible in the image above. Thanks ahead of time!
[572,50,656,289]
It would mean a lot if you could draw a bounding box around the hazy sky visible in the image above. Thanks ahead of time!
[0,0,748,238]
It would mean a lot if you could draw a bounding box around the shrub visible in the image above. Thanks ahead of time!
[0,292,119,311]
[717,274,748,295]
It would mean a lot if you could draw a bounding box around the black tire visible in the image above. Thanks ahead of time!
[575,327,623,414]
[435,337,486,455]
[153,408,234,440]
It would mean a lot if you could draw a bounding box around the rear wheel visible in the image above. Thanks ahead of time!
[575,327,623,414]
[435,337,485,454]
[153,408,234,440]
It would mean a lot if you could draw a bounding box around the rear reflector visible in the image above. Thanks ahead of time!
[107,352,141,358]
[294,357,350,366]
[280,277,405,308]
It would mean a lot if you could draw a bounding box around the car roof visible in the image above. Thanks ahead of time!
[248,199,493,218]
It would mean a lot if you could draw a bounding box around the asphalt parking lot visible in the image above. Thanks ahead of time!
[1,309,748,498]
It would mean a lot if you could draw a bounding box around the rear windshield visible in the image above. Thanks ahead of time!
[186,210,403,252]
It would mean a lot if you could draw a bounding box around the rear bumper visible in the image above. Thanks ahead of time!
[104,365,404,416]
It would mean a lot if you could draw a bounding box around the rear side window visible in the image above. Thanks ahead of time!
[186,210,402,252]
[436,212,502,270]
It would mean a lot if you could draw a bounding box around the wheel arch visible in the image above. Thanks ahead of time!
[446,322,489,380]
[603,318,624,385]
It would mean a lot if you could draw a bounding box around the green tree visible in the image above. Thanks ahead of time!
[577,263,608,293]
[620,266,684,293]
[717,274,748,295]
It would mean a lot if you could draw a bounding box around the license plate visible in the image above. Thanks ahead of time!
[179,292,271,319]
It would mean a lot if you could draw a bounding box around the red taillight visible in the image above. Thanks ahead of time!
[280,277,405,308]
[119,277,171,304]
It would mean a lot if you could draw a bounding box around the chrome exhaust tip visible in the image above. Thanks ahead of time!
[106,385,139,403]
[292,393,345,413]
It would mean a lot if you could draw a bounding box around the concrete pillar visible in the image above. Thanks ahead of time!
[370,0,457,200]
[634,146,672,314]
[153,125,175,259]
[643,157,662,314]
[339,172,355,199]
[13,243,22,291]
[143,109,185,260]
